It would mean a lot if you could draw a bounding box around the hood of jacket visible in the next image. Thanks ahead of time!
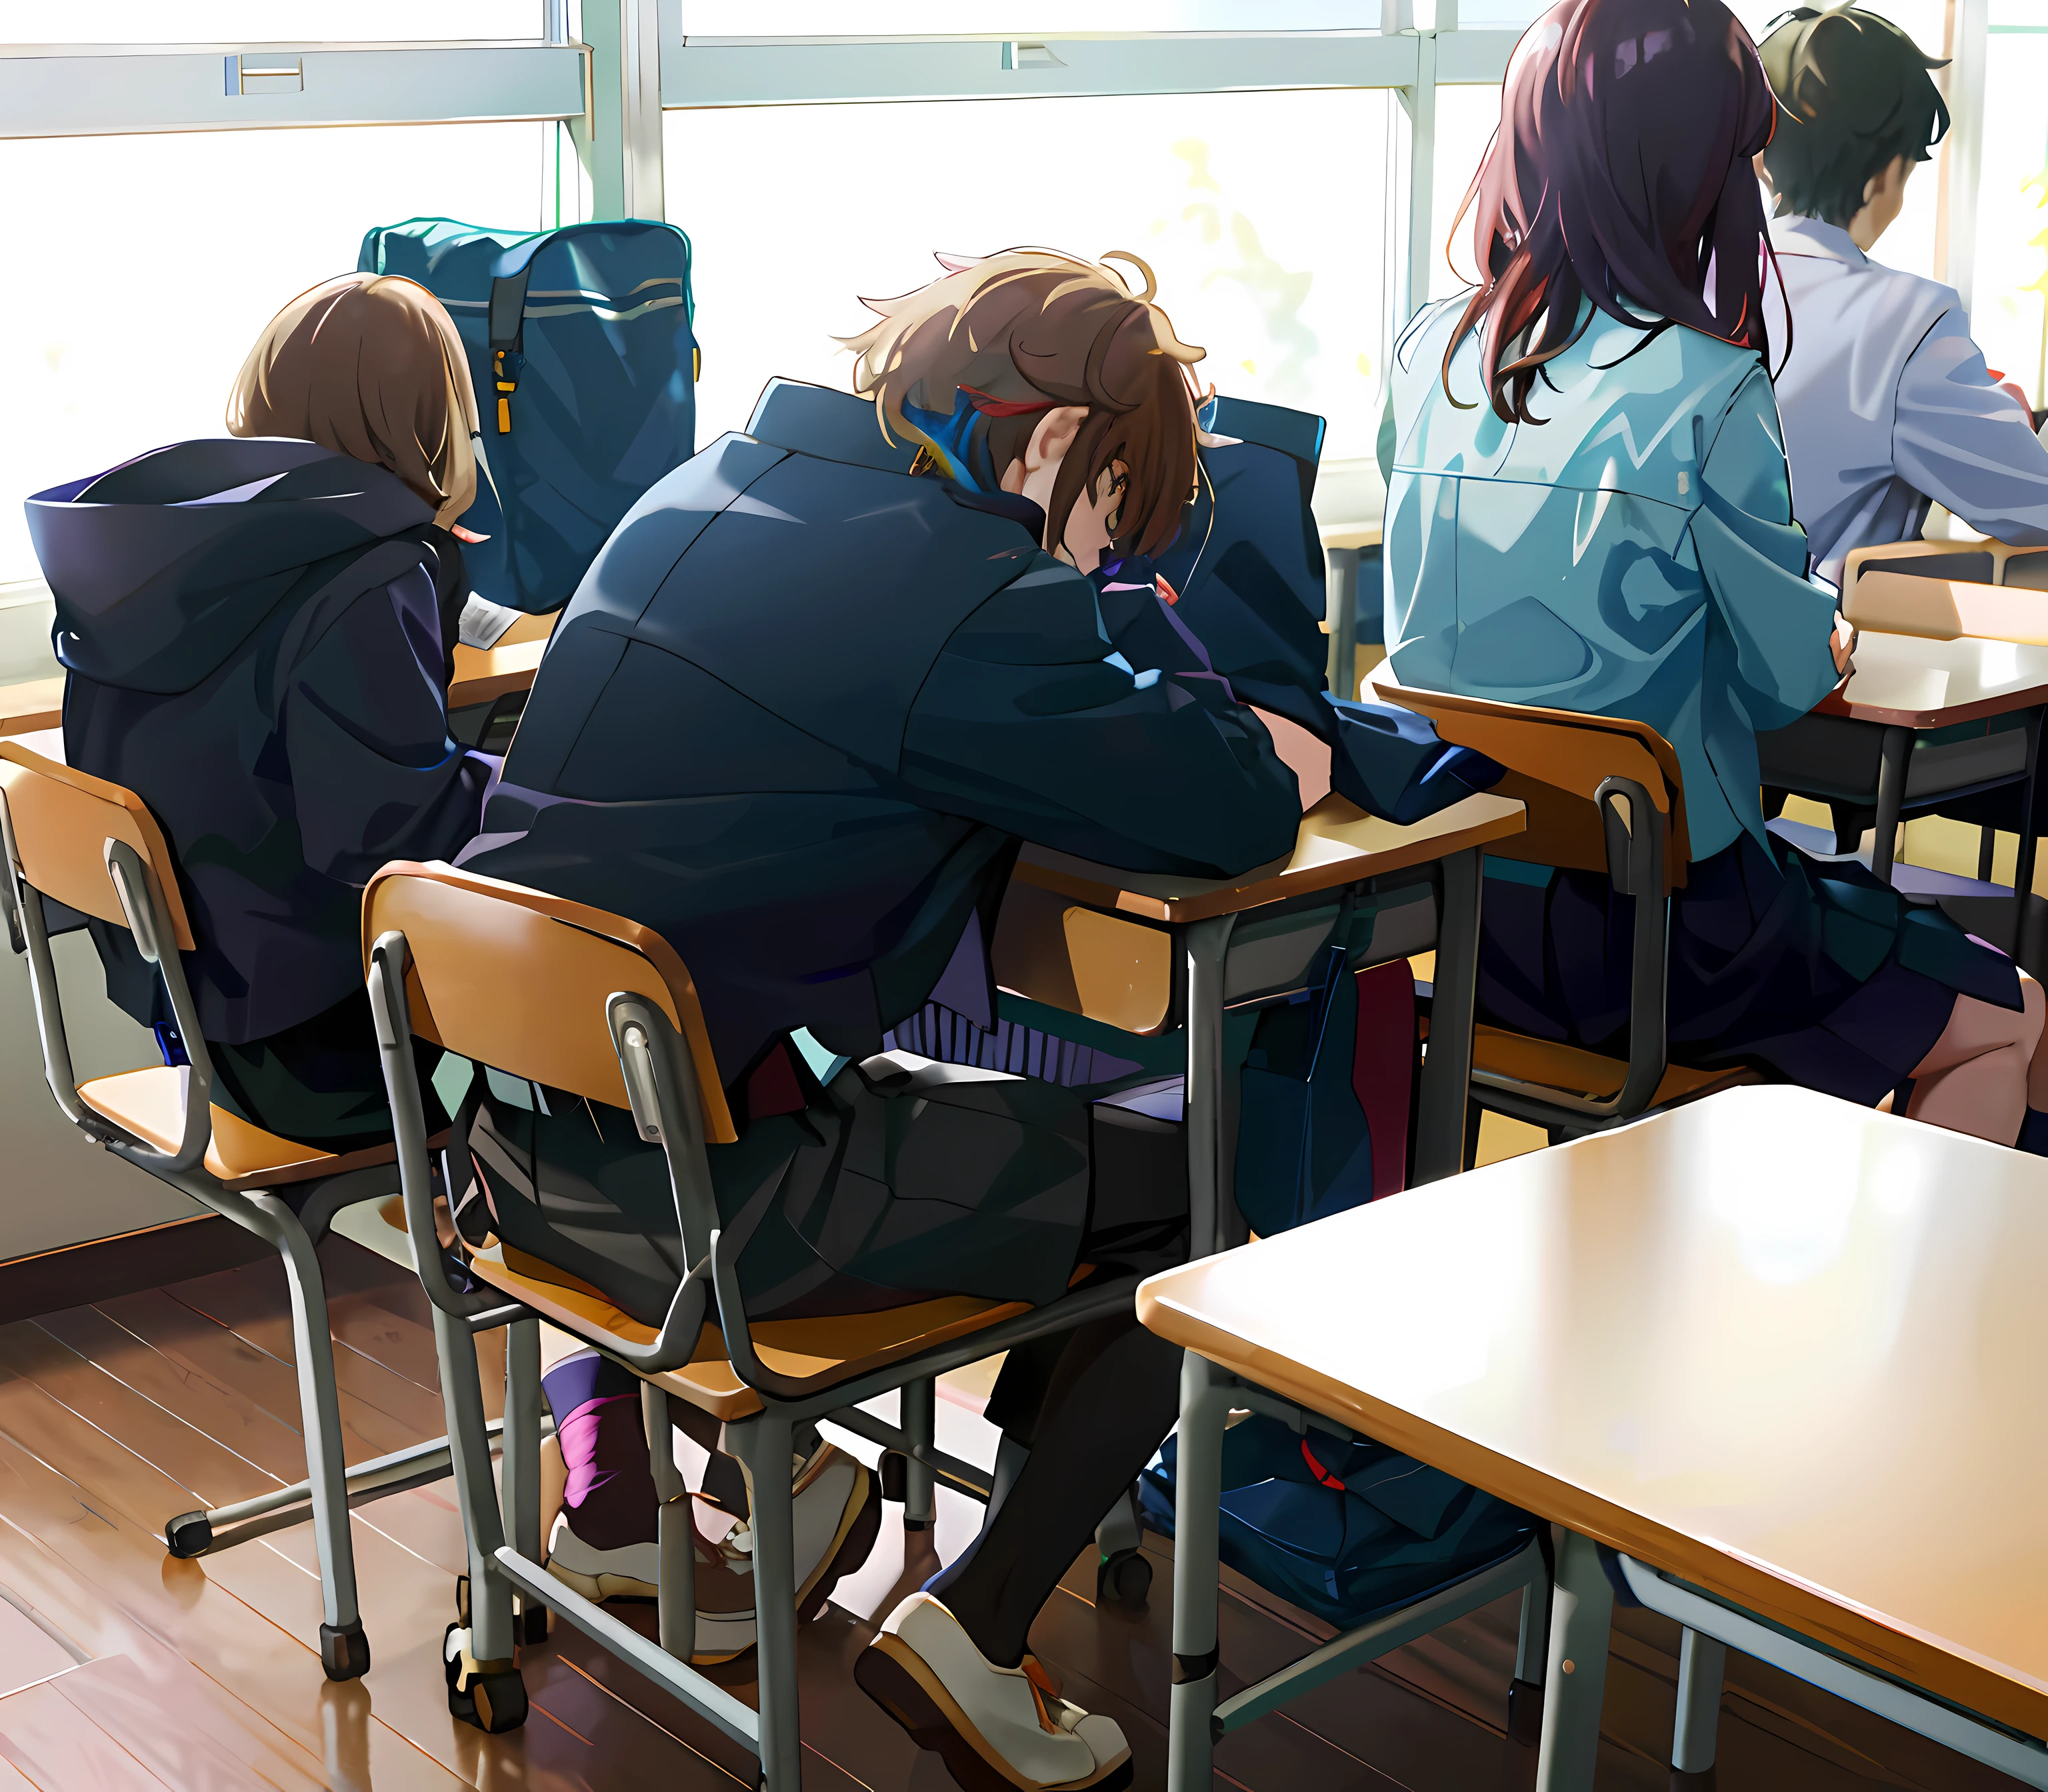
[28,437,436,693]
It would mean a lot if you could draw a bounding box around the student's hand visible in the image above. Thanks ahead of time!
[1251,707,1333,811]
[1831,612,1857,678]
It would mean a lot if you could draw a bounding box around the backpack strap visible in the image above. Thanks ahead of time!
[487,261,534,435]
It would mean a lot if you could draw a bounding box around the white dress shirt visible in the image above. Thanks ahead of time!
[1768,213,2048,586]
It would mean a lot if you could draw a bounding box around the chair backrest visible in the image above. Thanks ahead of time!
[0,742,195,949]
[1369,673,1691,892]
[361,861,737,1143]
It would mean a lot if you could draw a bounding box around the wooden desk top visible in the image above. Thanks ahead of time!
[1819,629,2048,729]
[1139,1085,2048,1740]
[448,608,556,709]
[0,675,62,739]
[1013,789,1524,923]
[0,611,557,737]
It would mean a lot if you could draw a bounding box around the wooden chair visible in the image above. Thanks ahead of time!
[1371,678,1759,1139]
[363,861,1151,1778]
[0,741,476,1683]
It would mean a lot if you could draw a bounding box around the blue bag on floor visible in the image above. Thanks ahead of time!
[359,217,697,613]
[1139,1415,1538,1631]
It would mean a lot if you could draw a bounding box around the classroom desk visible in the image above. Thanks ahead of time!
[448,607,555,711]
[0,675,61,738]
[1005,788,1525,1239]
[1140,1084,2048,1791]
[1761,631,2048,907]
[1319,521,1381,701]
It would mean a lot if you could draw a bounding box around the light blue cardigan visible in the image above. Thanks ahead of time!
[1383,297,1843,861]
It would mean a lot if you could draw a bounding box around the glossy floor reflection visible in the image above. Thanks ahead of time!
[0,1233,2023,1789]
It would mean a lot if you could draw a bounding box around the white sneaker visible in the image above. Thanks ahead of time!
[857,1591,1133,1790]
[544,1440,877,1664]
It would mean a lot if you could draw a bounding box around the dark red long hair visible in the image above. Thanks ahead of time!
[1445,0,1783,423]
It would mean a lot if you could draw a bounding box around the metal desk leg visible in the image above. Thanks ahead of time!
[1673,1627,1726,1773]
[1183,914,1238,1259]
[1414,847,1482,1185]
[1166,1352,1234,1792]
[1871,725,1910,883]
[1326,546,1361,699]
[1535,1529,1613,1792]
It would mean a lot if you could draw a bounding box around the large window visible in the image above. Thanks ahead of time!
[0,123,548,587]
[1973,8,2048,407]
[666,88,1396,465]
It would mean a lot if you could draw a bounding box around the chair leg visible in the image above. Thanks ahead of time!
[431,1304,526,1731]
[502,1318,548,1643]
[1672,1627,1726,1774]
[1095,1480,1153,1611]
[900,1377,936,1533]
[730,1410,802,1791]
[252,1194,365,1681]
[1167,1352,1233,1792]
[1510,1547,1551,1744]
[643,1381,695,1663]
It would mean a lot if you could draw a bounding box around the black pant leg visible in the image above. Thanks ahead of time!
[924,1311,1182,1668]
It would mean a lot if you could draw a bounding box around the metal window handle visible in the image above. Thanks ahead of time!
[225,55,303,95]
[619,1022,664,1143]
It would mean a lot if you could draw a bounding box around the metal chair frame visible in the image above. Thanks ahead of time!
[0,773,477,1682]
[1621,1557,2048,1788]
[367,915,1151,1787]
[1166,1351,1553,1791]
[1465,772,1677,1136]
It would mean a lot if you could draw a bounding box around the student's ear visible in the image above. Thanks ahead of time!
[1025,405,1089,475]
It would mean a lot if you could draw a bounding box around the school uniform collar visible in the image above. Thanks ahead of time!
[1771,213,1867,267]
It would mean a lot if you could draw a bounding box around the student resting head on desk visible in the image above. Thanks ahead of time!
[25,273,495,1149]
[1756,5,2048,589]
[452,247,1499,1789]
[1382,0,2048,1153]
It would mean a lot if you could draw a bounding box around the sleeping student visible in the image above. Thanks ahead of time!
[26,274,493,1150]
[450,249,1499,1791]
[1757,6,2048,589]
[1381,0,2048,1151]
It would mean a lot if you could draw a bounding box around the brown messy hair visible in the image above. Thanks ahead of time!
[841,249,1205,562]
[227,273,479,520]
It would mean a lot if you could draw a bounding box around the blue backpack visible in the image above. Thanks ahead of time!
[358,217,697,614]
[1139,1415,1537,1631]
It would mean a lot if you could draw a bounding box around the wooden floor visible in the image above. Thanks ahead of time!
[0,1236,2023,1791]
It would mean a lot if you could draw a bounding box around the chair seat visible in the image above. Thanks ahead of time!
[1471,1025,1759,1109]
[76,1065,397,1191]
[467,1243,1028,1421]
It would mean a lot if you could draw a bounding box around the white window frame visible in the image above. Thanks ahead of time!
[0,39,587,137]
[0,0,2003,444]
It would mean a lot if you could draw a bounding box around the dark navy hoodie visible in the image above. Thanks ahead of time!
[27,437,493,1045]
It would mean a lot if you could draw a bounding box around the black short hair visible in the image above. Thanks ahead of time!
[1758,7,1949,229]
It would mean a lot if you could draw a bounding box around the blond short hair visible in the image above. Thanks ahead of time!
[842,249,1205,561]
[228,273,479,519]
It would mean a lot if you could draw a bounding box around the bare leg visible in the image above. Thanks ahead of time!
[1905,974,2045,1143]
